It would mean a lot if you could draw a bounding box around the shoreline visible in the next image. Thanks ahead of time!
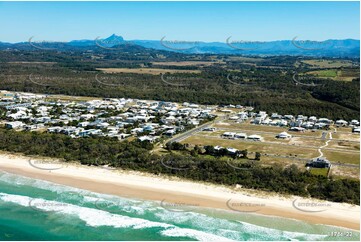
[0,153,359,231]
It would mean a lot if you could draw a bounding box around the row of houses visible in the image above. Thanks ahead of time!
[221,132,263,141]
[227,110,359,132]
[1,91,216,142]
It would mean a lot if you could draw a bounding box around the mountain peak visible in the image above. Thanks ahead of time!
[105,34,124,41]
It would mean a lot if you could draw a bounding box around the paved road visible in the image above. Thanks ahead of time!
[166,116,227,143]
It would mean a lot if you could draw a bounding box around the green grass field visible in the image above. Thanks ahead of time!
[309,168,329,177]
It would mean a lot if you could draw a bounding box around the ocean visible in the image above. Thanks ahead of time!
[0,171,359,241]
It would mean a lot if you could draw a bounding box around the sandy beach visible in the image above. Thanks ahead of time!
[0,153,359,230]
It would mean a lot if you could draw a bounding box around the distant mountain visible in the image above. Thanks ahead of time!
[1,34,359,57]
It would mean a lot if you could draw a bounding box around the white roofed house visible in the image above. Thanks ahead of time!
[130,127,144,135]
[247,134,263,141]
[301,121,314,129]
[80,114,96,120]
[306,157,331,168]
[226,147,238,155]
[5,121,25,129]
[187,119,200,126]
[335,120,348,127]
[278,119,288,127]
[96,122,110,129]
[7,111,28,120]
[47,126,62,133]
[314,123,327,129]
[283,115,294,120]
[235,133,247,139]
[276,132,292,139]
[78,121,90,127]
[289,127,305,132]
[308,116,317,122]
[79,129,103,137]
[318,118,332,125]
[290,119,303,127]
[222,132,236,139]
[261,118,271,125]
[350,120,360,126]
[271,113,282,119]
[229,115,239,120]
[237,112,248,121]
[138,135,160,143]
[163,129,176,136]
[352,127,360,133]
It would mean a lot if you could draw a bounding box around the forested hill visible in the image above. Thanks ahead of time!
[0,47,359,121]
[1,35,359,57]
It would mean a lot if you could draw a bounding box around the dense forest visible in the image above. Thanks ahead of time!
[0,48,359,120]
[0,128,358,204]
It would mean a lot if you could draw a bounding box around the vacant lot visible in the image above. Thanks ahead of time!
[301,59,355,68]
[183,119,359,168]
[182,135,320,159]
[97,68,201,75]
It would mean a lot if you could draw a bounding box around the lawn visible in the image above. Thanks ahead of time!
[309,167,329,177]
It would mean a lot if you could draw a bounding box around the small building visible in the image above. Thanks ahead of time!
[5,121,25,129]
[222,132,236,139]
[247,134,263,141]
[352,127,360,133]
[235,133,247,139]
[202,127,216,132]
[226,147,238,155]
[335,120,348,127]
[306,157,331,168]
[138,136,159,143]
[289,127,305,132]
[276,132,292,139]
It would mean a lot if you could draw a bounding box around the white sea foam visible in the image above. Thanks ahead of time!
[238,221,327,240]
[161,227,235,241]
[0,192,238,241]
[0,192,171,229]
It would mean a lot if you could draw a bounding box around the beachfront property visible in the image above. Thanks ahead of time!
[306,157,331,168]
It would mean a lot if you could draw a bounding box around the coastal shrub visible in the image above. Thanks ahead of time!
[0,128,358,204]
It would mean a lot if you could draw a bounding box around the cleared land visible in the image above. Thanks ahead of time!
[305,68,359,82]
[179,119,360,178]
[151,61,223,66]
[96,68,201,75]
[301,59,355,68]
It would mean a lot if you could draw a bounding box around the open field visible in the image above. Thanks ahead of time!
[322,150,360,165]
[305,68,359,81]
[180,119,359,177]
[96,68,201,75]
[181,135,320,159]
[301,59,355,68]
[332,132,360,142]
[151,61,223,66]
[327,140,360,151]
[331,165,361,179]
[45,94,102,102]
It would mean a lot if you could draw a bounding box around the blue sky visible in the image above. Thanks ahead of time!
[0,1,359,43]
